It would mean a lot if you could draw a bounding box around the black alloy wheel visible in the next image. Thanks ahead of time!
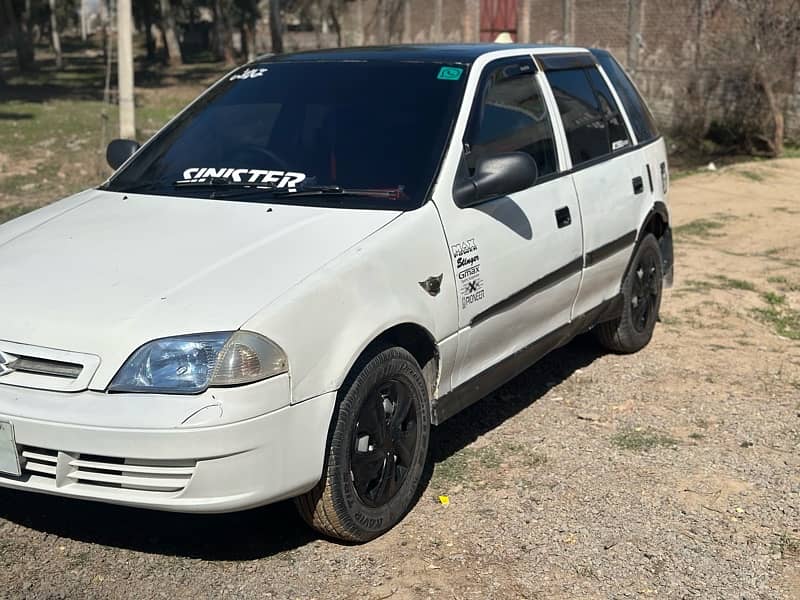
[630,249,661,333]
[295,346,430,542]
[351,379,418,508]
[595,233,663,353]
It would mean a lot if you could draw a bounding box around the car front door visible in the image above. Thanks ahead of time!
[434,56,583,391]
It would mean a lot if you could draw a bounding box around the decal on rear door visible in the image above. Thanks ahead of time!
[451,238,485,309]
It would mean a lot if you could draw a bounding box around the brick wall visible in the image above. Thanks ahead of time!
[274,0,799,141]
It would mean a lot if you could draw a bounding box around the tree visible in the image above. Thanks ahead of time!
[708,0,800,156]
[2,0,35,70]
[48,0,63,69]
[159,0,183,65]
[269,0,283,53]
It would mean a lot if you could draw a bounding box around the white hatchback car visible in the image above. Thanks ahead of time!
[0,44,673,542]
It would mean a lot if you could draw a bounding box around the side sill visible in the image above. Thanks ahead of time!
[431,295,623,425]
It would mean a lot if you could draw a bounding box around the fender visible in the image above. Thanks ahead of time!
[624,200,673,289]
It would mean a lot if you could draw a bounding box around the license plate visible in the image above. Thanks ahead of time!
[0,421,21,477]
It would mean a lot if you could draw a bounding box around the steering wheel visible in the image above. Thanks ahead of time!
[230,145,291,172]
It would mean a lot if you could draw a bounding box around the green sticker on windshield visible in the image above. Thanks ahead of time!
[437,66,464,81]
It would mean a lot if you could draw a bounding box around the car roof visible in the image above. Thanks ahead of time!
[255,43,590,65]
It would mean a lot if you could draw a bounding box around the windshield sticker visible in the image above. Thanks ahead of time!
[180,168,306,188]
[451,238,485,309]
[438,66,464,81]
[230,67,268,81]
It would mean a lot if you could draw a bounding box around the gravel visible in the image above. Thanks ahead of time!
[1,161,799,599]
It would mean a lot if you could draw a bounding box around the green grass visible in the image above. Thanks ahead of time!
[752,292,800,340]
[768,275,800,292]
[783,145,800,159]
[611,428,678,452]
[0,46,218,217]
[433,442,547,487]
[682,279,715,293]
[673,218,727,239]
[678,275,756,295]
[710,275,757,291]
[764,291,786,306]
[738,169,765,182]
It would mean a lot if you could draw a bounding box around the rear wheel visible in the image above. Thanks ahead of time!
[595,233,663,353]
[295,346,430,542]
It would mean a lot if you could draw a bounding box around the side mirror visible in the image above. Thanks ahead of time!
[454,152,538,208]
[106,138,141,170]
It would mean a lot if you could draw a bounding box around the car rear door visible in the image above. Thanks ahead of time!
[542,57,643,317]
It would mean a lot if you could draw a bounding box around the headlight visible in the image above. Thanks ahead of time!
[108,331,288,394]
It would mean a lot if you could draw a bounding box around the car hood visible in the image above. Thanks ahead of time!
[0,189,400,388]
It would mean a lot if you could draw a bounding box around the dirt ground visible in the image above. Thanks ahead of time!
[0,159,798,599]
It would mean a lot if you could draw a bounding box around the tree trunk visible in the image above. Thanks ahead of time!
[3,0,35,70]
[143,0,156,61]
[328,2,342,47]
[269,0,283,54]
[757,64,785,157]
[159,0,183,66]
[48,0,63,69]
[211,0,235,63]
[243,21,257,62]
[218,0,235,65]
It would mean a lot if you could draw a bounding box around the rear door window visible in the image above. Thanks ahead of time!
[545,67,632,166]
[465,57,558,178]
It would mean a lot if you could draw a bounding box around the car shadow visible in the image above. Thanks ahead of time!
[0,334,605,560]
[428,333,605,465]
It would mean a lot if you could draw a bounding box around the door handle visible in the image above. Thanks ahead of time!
[632,176,644,195]
[555,206,572,228]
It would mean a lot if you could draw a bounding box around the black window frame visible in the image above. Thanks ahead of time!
[462,55,559,183]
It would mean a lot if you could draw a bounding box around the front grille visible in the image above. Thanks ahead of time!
[0,340,100,392]
[10,356,82,379]
[19,446,196,493]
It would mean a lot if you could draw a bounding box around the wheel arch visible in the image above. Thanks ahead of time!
[343,322,440,406]
[623,201,673,287]
[639,201,670,242]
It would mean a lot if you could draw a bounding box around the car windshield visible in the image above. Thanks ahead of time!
[103,59,469,210]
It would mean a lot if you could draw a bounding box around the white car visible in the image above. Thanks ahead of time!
[0,44,673,542]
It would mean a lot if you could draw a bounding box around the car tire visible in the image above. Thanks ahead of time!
[295,346,431,542]
[595,233,663,354]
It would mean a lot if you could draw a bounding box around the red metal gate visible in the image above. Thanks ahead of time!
[480,0,518,42]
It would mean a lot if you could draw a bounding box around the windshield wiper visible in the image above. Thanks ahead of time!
[173,177,278,190]
[102,179,167,193]
[268,185,405,200]
[176,181,406,202]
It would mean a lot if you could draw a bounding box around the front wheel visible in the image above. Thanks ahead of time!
[295,346,430,542]
[595,233,663,353]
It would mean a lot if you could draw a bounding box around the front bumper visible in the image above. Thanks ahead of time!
[0,381,336,513]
